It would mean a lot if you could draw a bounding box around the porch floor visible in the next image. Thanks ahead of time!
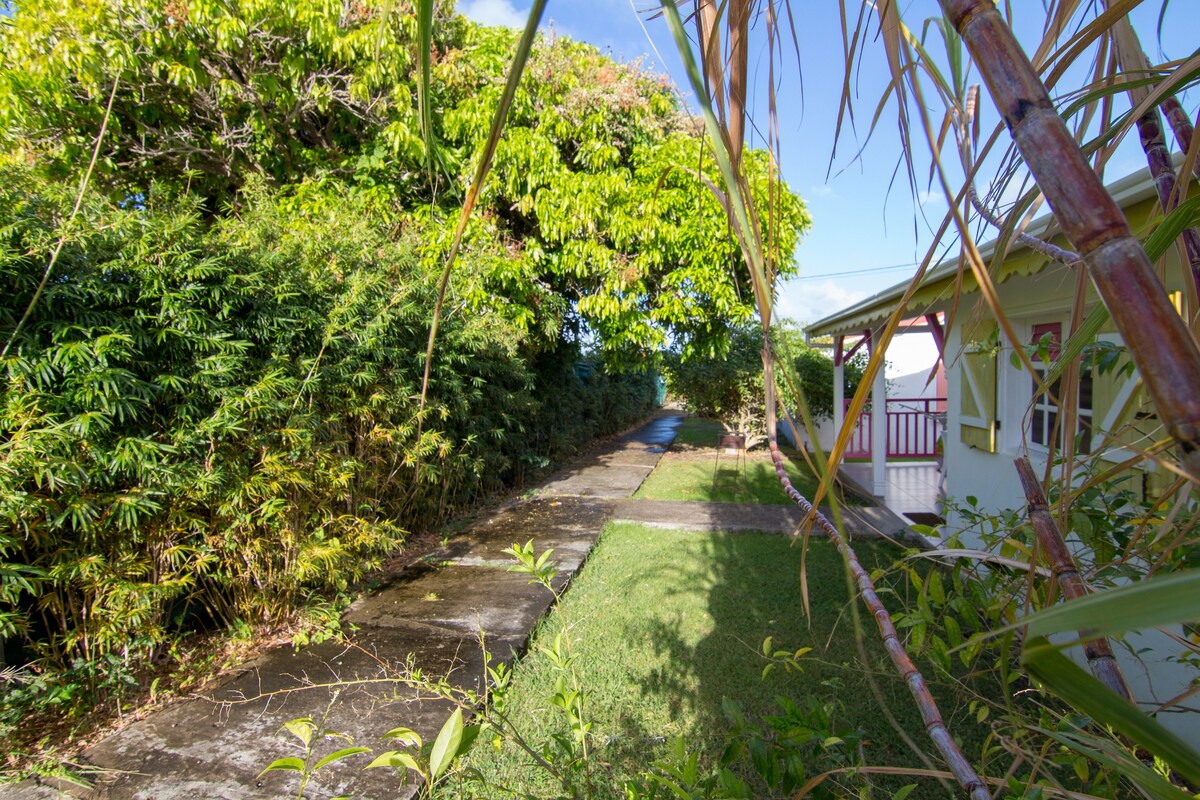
[840,461,942,523]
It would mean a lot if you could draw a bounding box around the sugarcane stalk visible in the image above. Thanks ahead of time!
[1014,457,1134,700]
[1160,96,1199,179]
[768,441,991,800]
[1109,14,1200,296]
[960,86,1082,266]
[941,0,1200,480]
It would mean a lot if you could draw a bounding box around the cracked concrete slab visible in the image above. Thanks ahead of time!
[80,625,512,800]
[433,496,612,572]
[344,564,560,647]
[534,463,656,498]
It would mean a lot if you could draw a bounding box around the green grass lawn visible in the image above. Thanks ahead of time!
[456,524,987,798]
[633,455,817,504]
[668,417,727,448]
[635,450,862,506]
[637,416,864,506]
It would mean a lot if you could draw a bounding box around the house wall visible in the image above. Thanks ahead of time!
[942,263,1180,521]
[940,246,1198,748]
[941,266,1083,518]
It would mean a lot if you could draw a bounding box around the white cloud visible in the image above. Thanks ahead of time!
[916,188,948,208]
[458,0,526,28]
[775,279,866,328]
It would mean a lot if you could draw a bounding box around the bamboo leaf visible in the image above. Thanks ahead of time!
[1037,727,1194,800]
[1143,195,1200,263]
[1022,637,1200,788]
[415,0,436,178]
[1044,304,1109,387]
[418,0,548,428]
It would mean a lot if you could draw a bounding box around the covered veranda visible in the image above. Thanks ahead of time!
[806,310,947,523]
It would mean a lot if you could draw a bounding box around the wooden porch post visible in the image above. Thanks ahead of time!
[925,313,945,359]
[833,334,845,439]
[871,345,888,496]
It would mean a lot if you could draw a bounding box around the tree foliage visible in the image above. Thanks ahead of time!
[0,0,810,362]
[789,344,867,423]
[665,323,858,444]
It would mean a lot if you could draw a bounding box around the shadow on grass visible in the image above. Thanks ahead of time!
[631,533,985,797]
[455,525,992,799]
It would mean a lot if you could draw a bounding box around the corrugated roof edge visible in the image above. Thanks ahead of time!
[803,164,1164,340]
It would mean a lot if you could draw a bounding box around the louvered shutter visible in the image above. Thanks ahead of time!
[959,320,998,453]
[1090,331,1154,463]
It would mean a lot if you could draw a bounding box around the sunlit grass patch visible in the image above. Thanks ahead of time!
[633,455,820,504]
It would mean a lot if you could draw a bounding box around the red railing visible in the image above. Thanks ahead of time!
[844,397,946,459]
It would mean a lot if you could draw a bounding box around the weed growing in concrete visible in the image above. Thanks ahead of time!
[259,697,370,800]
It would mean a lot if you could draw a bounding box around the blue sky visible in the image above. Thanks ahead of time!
[458,1,1198,344]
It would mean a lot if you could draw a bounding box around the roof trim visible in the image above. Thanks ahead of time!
[803,165,1162,339]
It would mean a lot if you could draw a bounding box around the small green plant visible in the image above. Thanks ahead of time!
[367,709,480,798]
[259,702,371,800]
[486,541,599,797]
[626,735,750,799]
[504,539,558,589]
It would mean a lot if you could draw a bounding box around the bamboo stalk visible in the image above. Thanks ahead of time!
[941,0,1200,480]
[1014,457,1134,701]
[1109,15,1200,296]
[767,442,991,800]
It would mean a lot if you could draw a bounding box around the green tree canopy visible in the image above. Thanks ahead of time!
[0,0,810,361]
[0,0,809,705]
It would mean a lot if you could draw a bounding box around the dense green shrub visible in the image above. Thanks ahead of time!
[0,170,655,682]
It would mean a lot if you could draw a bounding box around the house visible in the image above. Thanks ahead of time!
[806,164,1197,747]
[807,165,1185,523]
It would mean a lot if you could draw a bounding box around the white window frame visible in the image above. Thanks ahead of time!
[1002,318,1094,456]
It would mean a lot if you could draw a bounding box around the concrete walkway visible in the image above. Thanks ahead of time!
[14,412,922,799]
[610,498,919,542]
